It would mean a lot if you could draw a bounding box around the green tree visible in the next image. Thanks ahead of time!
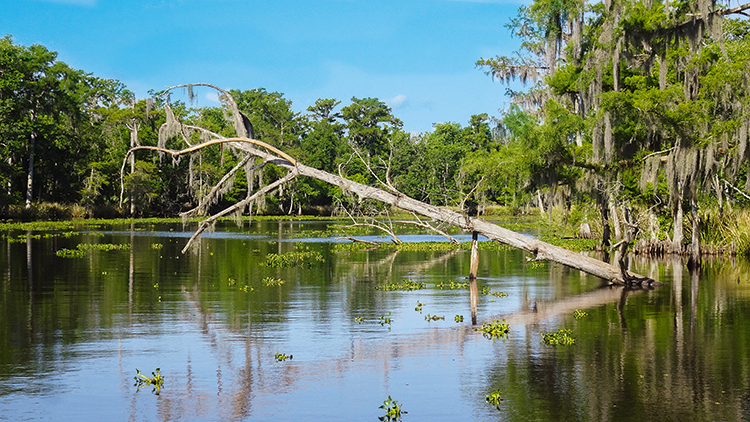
[0,36,124,209]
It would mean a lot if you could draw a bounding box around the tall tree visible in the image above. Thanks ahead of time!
[0,36,123,209]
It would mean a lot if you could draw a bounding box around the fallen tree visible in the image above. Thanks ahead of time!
[120,84,658,287]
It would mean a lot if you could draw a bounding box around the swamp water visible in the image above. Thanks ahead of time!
[2,220,750,421]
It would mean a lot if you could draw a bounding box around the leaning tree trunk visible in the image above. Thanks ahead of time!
[25,111,37,209]
[123,137,658,286]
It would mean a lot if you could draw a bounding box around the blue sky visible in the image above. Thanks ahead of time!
[4,0,527,133]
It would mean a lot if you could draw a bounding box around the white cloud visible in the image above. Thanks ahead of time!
[387,94,408,109]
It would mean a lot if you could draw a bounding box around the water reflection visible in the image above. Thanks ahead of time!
[1,221,750,421]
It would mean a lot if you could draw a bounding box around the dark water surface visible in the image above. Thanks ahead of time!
[2,220,750,421]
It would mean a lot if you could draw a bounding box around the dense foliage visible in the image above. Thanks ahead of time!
[2,1,750,254]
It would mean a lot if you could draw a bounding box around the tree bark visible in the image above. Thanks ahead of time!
[25,112,37,209]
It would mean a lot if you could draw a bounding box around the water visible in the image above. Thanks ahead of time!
[2,220,750,421]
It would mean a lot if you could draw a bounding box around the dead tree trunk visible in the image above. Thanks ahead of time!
[123,137,658,286]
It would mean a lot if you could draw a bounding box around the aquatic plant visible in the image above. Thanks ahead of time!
[262,277,285,287]
[376,279,426,291]
[541,329,576,345]
[477,320,510,341]
[55,248,86,258]
[425,314,445,322]
[240,285,253,292]
[379,396,407,421]
[481,286,508,297]
[263,245,324,268]
[379,312,392,326]
[436,280,468,290]
[274,353,293,362]
[414,301,424,313]
[133,368,164,395]
[486,390,504,408]
[354,317,364,323]
[151,243,163,249]
[76,243,130,251]
[57,243,130,257]
[454,315,464,323]
[573,309,588,319]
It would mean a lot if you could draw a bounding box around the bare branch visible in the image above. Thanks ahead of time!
[181,171,298,253]
[181,154,255,219]
[406,213,460,244]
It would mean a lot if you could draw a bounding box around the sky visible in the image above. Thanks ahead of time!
[3,0,528,134]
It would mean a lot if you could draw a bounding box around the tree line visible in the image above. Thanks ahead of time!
[3,0,750,257]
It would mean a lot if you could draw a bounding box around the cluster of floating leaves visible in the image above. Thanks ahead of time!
[76,243,130,251]
[436,281,469,289]
[274,352,293,362]
[376,279,426,291]
[261,277,285,287]
[379,312,393,326]
[333,241,515,253]
[477,320,510,341]
[56,243,130,257]
[486,390,504,408]
[379,395,407,422]
[263,244,324,268]
[540,329,576,345]
[133,368,164,395]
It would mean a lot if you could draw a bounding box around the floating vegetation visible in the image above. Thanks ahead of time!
[76,243,130,251]
[526,260,547,269]
[263,243,324,268]
[56,242,130,257]
[379,312,392,326]
[240,285,253,292]
[486,390,504,408]
[261,277,285,287]
[334,240,515,253]
[414,301,424,313]
[376,279,426,291]
[540,236,599,252]
[354,317,364,323]
[454,315,464,323]
[436,280,468,290]
[151,243,163,249]
[477,320,510,341]
[480,285,508,297]
[56,248,86,258]
[274,352,293,362]
[541,329,576,345]
[573,309,588,319]
[425,314,445,322]
[133,368,164,395]
[379,396,407,422]
[228,278,236,286]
